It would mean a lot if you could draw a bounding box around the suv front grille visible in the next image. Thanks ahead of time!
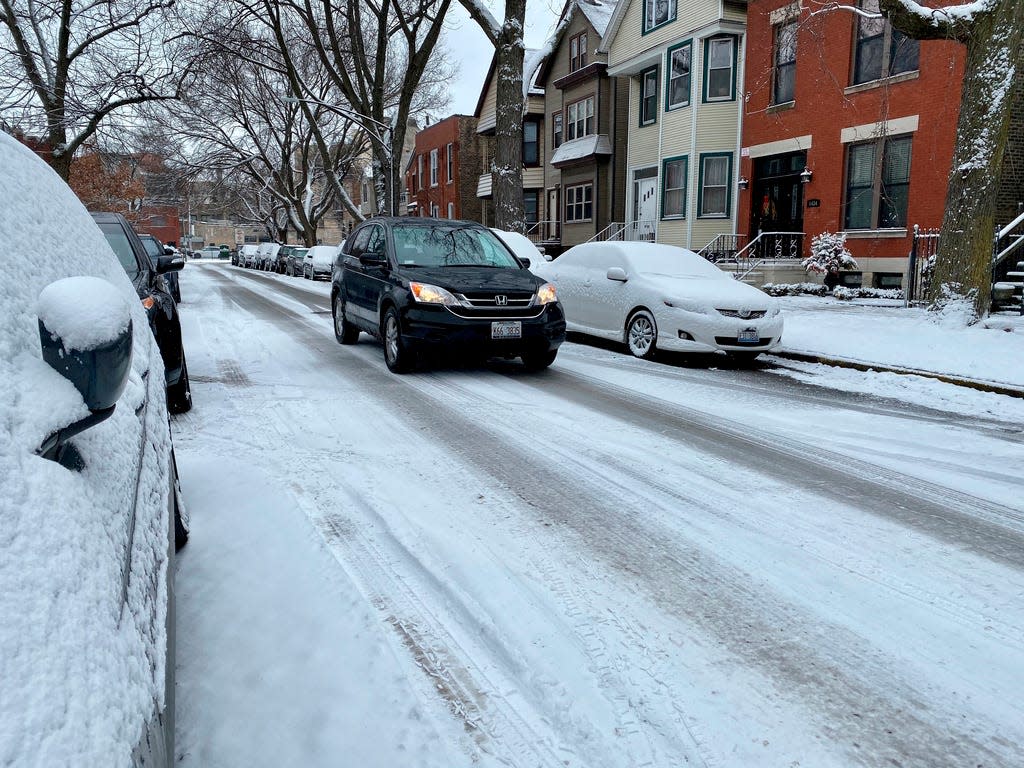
[459,291,535,309]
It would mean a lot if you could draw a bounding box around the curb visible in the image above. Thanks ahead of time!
[768,350,1024,400]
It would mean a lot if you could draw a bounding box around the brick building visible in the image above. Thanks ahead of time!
[738,0,965,288]
[404,115,481,221]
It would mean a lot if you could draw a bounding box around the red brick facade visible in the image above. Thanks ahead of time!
[739,1,965,285]
[404,115,481,221]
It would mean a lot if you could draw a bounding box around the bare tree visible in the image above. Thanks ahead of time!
[813,0,1024,321]
[0,0,182,180]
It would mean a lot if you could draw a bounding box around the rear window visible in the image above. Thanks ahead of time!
[391,224,520,268]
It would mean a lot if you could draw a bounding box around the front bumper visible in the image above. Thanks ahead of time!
[401,302,566,355]
[655,308,784,354]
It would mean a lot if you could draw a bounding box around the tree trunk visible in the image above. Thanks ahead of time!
[491,0,527,232]
[925,0,1024,320]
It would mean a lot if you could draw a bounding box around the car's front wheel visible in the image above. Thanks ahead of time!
[333,295,360,345]
[521,349,557,370]
[382,306,413,373]
[626,310,658,359]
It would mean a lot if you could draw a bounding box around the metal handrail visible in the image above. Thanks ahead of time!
[697,232,748,261]
[524,220,561,242]
[587,222,625,242]
[997,209,1024,241]
[732,231,805,263]
[993,211,1024,268]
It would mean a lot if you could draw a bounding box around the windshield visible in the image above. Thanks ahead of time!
[391,224,520,268]
[97,221,141,278]
[292,248,308,258]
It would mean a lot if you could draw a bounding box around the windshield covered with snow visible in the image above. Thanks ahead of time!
[632,249,729,280]
[391,225,520,268]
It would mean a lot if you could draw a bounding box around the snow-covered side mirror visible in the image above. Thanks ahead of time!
[36,277,133,466]
[606,267,628,282]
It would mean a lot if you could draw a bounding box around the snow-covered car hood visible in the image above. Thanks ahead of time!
[647,273,777,310]
[0,133,171,766]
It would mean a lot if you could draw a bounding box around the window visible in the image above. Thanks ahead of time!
[661,156,688,219]
[772,21,797,104]
[643,0,676,33]
[566,96,595,141]
[698,153,732,218]
[553,113,563,148]
[448,202,455,219]
[523,120,540,166]
[429,148,439,186]
[704,37,736,102]
[565,184,593,222]
[417,155,424,190]
[524,190,539,225]
[853,0,919,84]
[666,41,692,111]
[446,143,454,183]
[640,67,658,126]
[844,135,912,229]
[570,32,588,72]
[430,203,440,218]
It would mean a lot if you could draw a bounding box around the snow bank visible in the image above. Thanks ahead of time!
[0,132,171,766]
[37,276,132,351]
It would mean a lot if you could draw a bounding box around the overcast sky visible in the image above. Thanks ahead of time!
[441,0,564,116]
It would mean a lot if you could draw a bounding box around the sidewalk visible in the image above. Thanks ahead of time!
[772,297,1024,396]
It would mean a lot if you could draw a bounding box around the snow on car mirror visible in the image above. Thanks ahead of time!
[35,277,134,465]
[607,267,628,282]
[157,254,185,273]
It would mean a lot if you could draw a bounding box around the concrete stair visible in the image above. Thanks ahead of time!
[992,260,1023,315]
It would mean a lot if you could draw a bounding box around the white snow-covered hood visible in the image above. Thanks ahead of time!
[0,133,171,766]
[647,274,777,310]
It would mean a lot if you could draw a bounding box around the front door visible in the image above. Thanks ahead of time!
[548,189,559,240]
[751,151,806,239]
[632,169,658,241]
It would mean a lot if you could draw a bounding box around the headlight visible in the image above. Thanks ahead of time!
[664,298,708,315]
[535,282,558,305]
[409,282,459,305]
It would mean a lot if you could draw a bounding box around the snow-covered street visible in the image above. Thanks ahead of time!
[172,260,1024,768]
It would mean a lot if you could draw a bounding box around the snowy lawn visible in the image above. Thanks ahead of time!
[776,296,1024,387]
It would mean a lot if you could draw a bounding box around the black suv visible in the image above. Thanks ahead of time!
[91,212,192,412]
[331,218,565,372]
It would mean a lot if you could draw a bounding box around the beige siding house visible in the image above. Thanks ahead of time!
[473,52,548,228]
[600,0,747,250]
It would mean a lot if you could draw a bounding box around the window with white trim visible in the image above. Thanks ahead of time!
[641,67,658,126]
[643,0,676,33]
[446,143,454,183]
[772,21,797,104]
[569,32,588,72]
[565,183,593,222]
[699,154,731,218]
[661,156,688,219]
[447,202,455,219]
[566,96,595,141]
[666,41,691,110]
[552,113,563,148]
[853,0,919,85]
[844,135,912,229]
[429,149,439,186]
[704,37,735,102]
[417,154,424,190]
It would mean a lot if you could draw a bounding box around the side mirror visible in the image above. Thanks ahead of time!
[607,267,628,282]
[36,277,134,467]
[518,257,532,268]
[157,254,185,273]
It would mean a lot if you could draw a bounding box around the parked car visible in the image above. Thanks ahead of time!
[276,245,295,273]
[199,244,220,259]
[332,217,565,373]
[286,246,309,276]
[92,213,193,412]
[0,131,184,767]
[237,243,259,267]
[542,242,783,361]
[303,244,339,280]
[138,232,182,303]
[492,228,550,268]
[255,241,280,270]
[218,244,231,259]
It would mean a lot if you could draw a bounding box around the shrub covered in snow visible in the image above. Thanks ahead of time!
[762,283,904,300]
[802,231,858,276]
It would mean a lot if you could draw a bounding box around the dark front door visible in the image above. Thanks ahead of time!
[750,151,806,237]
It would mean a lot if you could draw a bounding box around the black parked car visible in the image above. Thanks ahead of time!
[91,212,192,413]
[331,218,565,373]
[138,232,182,303]
[276,245,294,273]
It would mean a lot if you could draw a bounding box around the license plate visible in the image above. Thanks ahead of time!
[491,321,522,339]
[737,328,759,343]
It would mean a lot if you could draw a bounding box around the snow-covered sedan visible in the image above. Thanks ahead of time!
[544,242,783,361]
[0,132,185,766]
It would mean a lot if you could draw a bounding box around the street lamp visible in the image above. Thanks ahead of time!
[283,95,396,215]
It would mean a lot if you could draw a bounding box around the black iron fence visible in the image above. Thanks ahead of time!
[906,225,940,305]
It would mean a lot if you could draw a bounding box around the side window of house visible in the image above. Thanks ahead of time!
[641,67,659,126]
[844,136,912,229]
[565,184,593,222]
[853,0,919,85]
[570,32,588,72]
[553,113,563,148]
[446,142,454,183]
[666,41,691,111]
[430,148,439,186]
[523,120,540,165]
[643,0,676,33]
[567,97,595,141]
[773,21,797,104]
[698,154,732,218]
[523,190,539,225]
[661,156,688,219]
[704,37,736,102]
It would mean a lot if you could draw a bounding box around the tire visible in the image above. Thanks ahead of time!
[521,349,557,370]
[382,306,413,373]
[727,351,762,367]
[304,268,310,280]
[333,294,360,345]
[171,449,188,550]
[626,310,658,359]
[167,355,193,414]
